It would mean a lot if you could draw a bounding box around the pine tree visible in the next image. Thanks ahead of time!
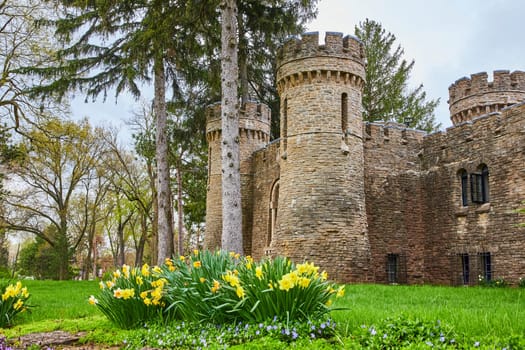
[355,19,440,132]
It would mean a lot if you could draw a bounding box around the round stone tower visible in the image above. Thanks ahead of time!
[448,70,525,125]
[205,101,271,253]
[272,32,371,282]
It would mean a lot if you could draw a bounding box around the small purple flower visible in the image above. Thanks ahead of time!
[383,334,387,339]
[292,330,298,340]
[440,336,446,343]
[259,323,264,328]
[266,325,272,332]
[310,333,316,339]
[369,327,377,336]
[474,341,480,347]
[425,341,433,347]
[256,330,260,336]
[320,323,326,329]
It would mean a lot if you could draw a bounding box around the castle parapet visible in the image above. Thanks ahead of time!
[277,31,365,67]
[448,70,525,125]
[206,101,271,142]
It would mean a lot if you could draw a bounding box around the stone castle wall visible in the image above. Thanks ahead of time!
[363,122,427,284]
[420,103,525,284]
[204,30,525,285]
[204,102,271,252]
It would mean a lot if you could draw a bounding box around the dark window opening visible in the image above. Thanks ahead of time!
[460,253,470,285]
[387,254,398,283]
[471,165,489,203]
[341,93,348,134]
[268,180,279,247]
[479,252,492,282]
[460,170,468,206]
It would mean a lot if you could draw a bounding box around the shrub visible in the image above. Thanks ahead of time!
[162,250,344,324]
[92,251,345,329]
[90,264,166,329]
[0,281,30,327]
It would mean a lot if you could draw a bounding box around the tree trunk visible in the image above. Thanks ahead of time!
[176,159,184,255]
[147,160,158,264]
[220,0,242,254]
[238,16,249,105]
[154,55,174,263]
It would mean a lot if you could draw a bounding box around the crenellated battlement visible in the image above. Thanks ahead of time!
[206,101,271,139]
[277,31,365,68]
[448,70,525,125]
[364,121,426,147]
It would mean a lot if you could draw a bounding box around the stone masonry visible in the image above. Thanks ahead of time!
[205,31,525,285]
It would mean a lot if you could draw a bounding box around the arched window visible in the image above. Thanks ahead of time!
[341,93,348,134]
[471,164,489,203]
[458,169,468,206]
[268,180,279,246]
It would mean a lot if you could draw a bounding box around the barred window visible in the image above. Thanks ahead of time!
[460,253,470,285]
[479,252,492,282]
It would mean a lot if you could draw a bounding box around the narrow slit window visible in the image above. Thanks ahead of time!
[341,93,348,134]
[460,169,468,206]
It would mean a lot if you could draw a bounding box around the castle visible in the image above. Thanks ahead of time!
[204,31,525,285]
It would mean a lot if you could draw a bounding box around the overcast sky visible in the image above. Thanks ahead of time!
[72,0,525,137]
[307,0,525,129]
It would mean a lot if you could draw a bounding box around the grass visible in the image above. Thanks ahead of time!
[1,280,524,348]
[332,284,525,342]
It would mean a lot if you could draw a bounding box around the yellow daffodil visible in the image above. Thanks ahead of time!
[168,265,176,272]
[193,249,199,256]
[152,266,162,274]
[278,274,294,291]
[143,297,152,306]
[211,280,221,293]
[141,263,150,277]
[88,295,98,305]
[121,288,135,300]
[193,261,201,268]
[113,270,121,278]
[255,266,263,280]
[99,281,105,289]
[140,291,148,299]
[106,280,115,289]
[165,257,173,266]
[200,277,206,283]
[336,286,345,298]
[320,271,328,281]
[179,255,186,262]
[122,265,130,278]
[136,276,144,286]
[13,299,24,310]
[236,286,245,299]
[326,299,333,307]
[298,277,311,288]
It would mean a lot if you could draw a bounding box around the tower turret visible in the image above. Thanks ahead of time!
[272,32,371,282]
[204,101,271,252]
[448,70,525,125]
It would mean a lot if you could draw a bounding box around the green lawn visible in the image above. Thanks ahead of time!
[332,284,525,340]
[1,280,524,348]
